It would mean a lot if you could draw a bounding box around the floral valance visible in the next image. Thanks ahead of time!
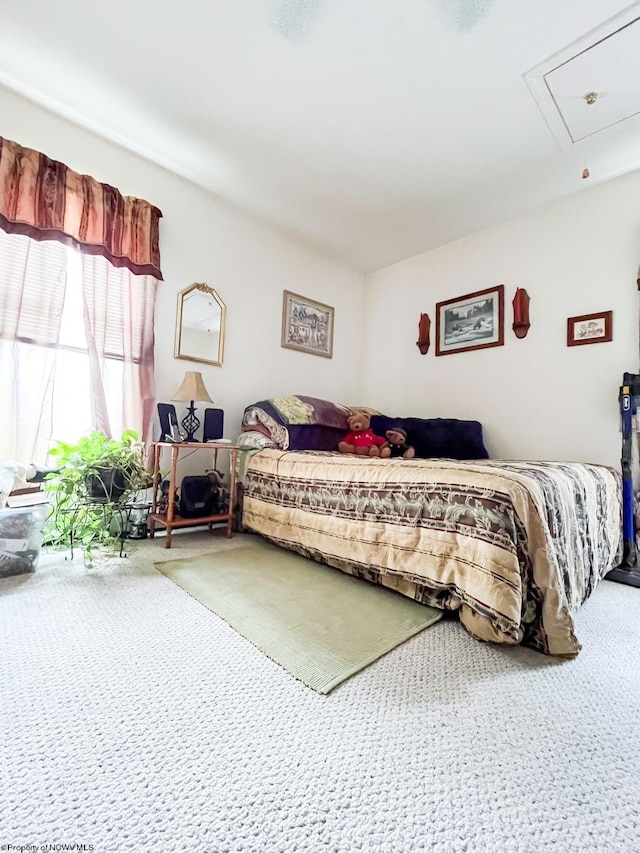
[0,136,163,280]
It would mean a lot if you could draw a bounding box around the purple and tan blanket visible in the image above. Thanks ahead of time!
[243,449,621,657]
[241,396,353,451]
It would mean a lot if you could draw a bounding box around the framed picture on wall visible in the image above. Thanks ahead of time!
[567,310,613,346]
[435,285,504,356]
[281,291,334,358]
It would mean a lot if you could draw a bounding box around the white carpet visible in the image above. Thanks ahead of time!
[1,531,639,853]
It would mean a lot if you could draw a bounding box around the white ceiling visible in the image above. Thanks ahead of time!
[1,0,640,272]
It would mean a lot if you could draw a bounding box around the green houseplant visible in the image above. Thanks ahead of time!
[44,430,150,566]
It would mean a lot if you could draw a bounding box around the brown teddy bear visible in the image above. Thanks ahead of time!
[385,428,415,459]
[338,410,390,457]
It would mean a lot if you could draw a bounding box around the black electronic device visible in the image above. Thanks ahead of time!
[157,403,183,442]
[203,408,224,442]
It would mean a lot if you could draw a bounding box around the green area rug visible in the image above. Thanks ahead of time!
[155,539,442,694]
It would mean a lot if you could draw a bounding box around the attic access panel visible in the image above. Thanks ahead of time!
[525,6,640,148]
[546,17,640,142]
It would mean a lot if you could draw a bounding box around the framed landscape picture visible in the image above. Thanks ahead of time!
[567,310,612,346]
[281,290,334,358]
[435,285,504,356]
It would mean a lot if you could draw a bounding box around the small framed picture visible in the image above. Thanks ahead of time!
[281,291,334,358]
[435,285,504,356]
[567,311,613,346]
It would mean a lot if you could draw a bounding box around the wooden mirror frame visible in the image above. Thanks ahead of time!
[174,283,226,366]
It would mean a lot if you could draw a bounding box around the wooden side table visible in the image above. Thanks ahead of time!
[148,441,239,548]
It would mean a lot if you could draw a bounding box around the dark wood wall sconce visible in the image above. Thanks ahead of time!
[512,288,530,339]
[416,313,431,354]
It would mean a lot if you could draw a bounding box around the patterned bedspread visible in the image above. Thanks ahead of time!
[243,449,621,657]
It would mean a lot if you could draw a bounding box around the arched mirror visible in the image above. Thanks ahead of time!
[174,283,226,366]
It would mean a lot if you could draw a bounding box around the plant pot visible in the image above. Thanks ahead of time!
[86,467,128,502]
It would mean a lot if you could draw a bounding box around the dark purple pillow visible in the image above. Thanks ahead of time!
[370,416,489,460]
[286,425,346,452]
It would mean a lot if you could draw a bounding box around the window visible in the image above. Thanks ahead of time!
[0,229,157,465]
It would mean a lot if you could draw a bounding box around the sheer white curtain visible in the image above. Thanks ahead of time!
[0,229,157,466]
[81,253,157,443]
[0,231,67,465]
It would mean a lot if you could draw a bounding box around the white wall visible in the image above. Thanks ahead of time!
[0,86,366,448]
[4,84,638,470]
[362,172,640,468]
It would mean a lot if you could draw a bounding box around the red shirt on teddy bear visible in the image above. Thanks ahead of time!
[343,428,387,447]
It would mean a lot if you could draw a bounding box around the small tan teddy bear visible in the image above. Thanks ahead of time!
[338,411,390,457]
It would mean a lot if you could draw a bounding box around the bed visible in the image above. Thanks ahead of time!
[239,397,622,657]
